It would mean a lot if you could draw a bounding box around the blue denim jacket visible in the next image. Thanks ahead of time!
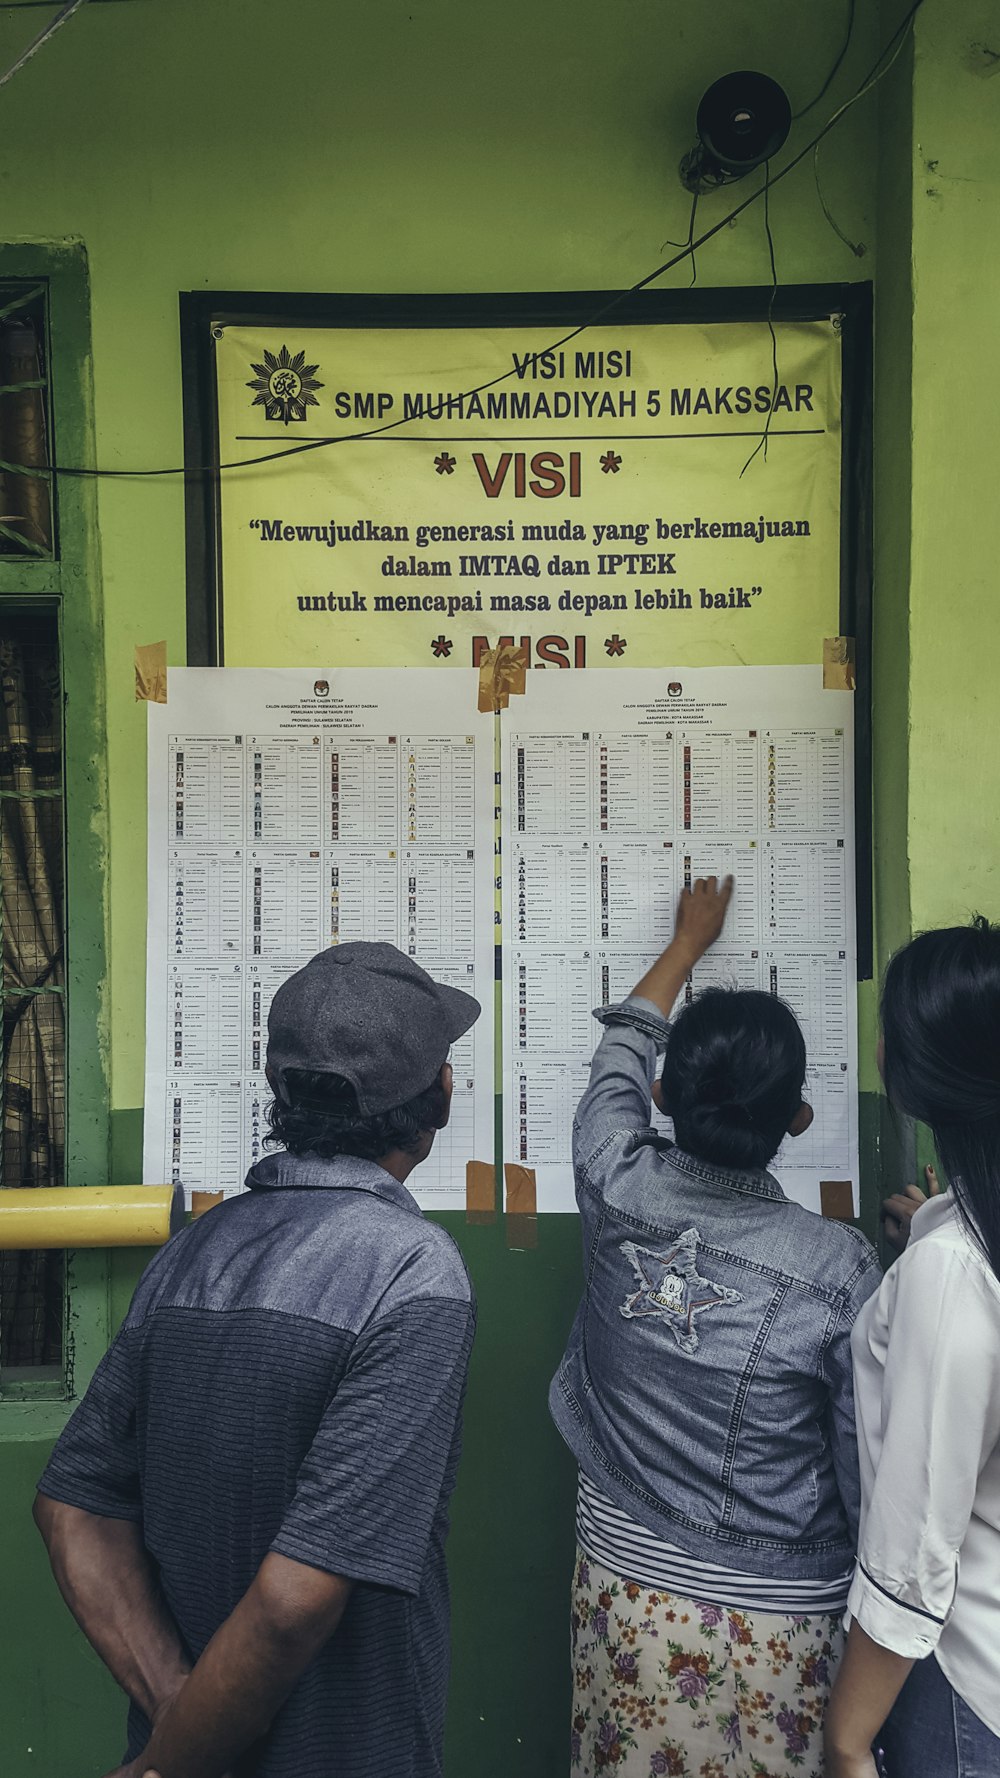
[549,997,881,1579]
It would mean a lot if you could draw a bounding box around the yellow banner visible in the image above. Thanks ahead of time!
[215,318,841,671]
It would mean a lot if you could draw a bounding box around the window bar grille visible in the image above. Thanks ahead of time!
[0,282,53,559]
[0,616,66,1386]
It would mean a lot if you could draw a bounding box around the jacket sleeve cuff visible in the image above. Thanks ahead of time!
[845,1562,948,1659]
[593,995,672,1048]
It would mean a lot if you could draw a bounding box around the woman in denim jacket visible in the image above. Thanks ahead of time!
[550,877,881,1778]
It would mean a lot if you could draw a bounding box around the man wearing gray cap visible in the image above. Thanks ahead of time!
[33,943,481,1778]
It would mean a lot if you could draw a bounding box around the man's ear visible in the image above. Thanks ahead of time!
[651,1078,665,1113]
[436,1062,454,1129]
[788,1101,814,1138]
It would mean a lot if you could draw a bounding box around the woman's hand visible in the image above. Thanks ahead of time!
[825,1752,879,1778]
[825,1624,912,1778]
[882,1163,941,1253]
[631,876,734,1018]
[672,875,734,967]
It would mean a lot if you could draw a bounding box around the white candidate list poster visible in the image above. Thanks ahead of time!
[144,669,496,1208]
[500,667,859,1215]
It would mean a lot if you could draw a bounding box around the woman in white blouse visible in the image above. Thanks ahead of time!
[825,919,1000,1777]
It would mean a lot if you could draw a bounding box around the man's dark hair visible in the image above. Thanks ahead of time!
[660,988,806,1171]
[266,1069,448,1161]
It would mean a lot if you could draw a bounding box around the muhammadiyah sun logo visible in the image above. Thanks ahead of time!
[247,346,323,424]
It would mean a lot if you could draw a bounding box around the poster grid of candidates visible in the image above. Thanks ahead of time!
[144,669,495,1206]
[500,667,858,1214]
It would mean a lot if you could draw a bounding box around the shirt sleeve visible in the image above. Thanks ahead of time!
[821,1253,882,1546]
[573,995,671,1184]
[846,1241,1000,1658]
[271,1295,475,1595]
[36,1332,142,1521]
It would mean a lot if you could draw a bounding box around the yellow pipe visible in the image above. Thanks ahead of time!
[0,1185,185,1249]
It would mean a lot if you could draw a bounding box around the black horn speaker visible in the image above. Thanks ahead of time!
[680,71,791,194]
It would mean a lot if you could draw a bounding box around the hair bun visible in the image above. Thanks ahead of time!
[718,1099,754,1125]
[660,987,807,1171]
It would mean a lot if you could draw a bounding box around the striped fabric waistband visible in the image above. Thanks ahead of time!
[577,1471,852,1616]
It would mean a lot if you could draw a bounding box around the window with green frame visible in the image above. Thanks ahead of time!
[0,252,110,1410]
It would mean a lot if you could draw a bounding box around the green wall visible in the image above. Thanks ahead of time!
[0,0,979,1770]
[0,0,877,1133]
[906,2,1000,932]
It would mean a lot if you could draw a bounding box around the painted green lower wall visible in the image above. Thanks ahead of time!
[0,1441,123,1768]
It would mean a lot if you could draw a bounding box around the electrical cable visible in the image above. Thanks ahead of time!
[819,10,915,139]
[0,0,89,94]
[660,188,700,280]
[686,190,700,289]
[7,0,926,484]
[812,7,913,259]
[813,145,866,257]
[793,0,856,120]
[743,12,914,471]
[739,162,780,478]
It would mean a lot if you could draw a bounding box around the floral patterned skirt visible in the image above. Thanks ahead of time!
[571,1547,844,1777]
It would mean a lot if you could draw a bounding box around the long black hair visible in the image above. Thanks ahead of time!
[661,988,806,1171]
[881,917,1000,1279]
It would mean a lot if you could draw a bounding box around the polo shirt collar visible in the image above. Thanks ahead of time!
[245,1149,421,1214]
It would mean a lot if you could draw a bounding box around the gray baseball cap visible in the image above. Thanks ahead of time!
[266,942,481,1115]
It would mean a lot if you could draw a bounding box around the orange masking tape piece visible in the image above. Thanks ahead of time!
[465,1160,496,1223]
[822,637,856,692]
[478,643,528,713]
[504,1163,537,1215]
[820,1180,855,1221]
[135,640,168,703]
[191,1191,225,1218]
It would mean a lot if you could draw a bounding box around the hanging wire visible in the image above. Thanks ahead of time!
[813,14,914,260]
[686,190,700,289]
[741,10,916,475]
[816,12,917,154]
[0,0,927,485]
[659,191,700,285]
[793,0,856,119]
[814,144,866,258]
[739,164,780,479]
[0,0,89,94]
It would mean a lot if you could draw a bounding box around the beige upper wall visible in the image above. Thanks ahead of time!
[0,0,880,1105]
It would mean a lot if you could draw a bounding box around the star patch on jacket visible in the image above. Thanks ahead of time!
[619,1228,743,1355]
